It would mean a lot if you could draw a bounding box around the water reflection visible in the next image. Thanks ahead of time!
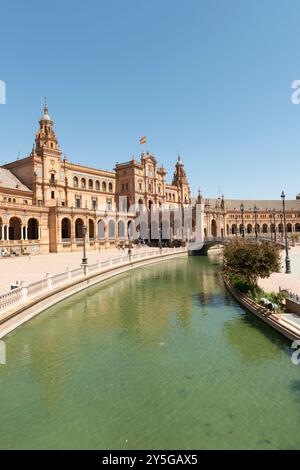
[0,256,299,450]
[224,313,283,364]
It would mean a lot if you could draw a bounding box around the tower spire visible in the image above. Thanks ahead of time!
[44,96,48,115]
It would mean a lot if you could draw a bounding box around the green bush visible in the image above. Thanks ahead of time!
[223,239,280,289]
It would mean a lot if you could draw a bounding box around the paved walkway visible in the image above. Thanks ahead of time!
[259,246,300,296]
[0,247,144,294]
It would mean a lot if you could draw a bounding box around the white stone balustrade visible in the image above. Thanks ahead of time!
[0,247,187,316]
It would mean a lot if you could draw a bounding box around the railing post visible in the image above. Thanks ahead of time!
[46,272,52,290]
[20,281,28,302]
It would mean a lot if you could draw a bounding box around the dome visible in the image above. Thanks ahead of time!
[42,103,51,121]
[177,155,184,166]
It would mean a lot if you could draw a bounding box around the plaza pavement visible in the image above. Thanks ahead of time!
[259,246,300,296]
[0,247,138,294]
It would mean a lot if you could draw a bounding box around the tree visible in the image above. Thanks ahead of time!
[223,239,281,289]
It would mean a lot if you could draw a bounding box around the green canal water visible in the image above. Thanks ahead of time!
[0,256,300,450]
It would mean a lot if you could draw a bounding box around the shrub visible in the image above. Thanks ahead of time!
[223,239,280,289]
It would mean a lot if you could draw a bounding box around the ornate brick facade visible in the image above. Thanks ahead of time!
[0,105,191,254]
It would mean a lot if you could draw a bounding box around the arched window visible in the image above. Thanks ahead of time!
[97,219,105,239]
[9,217,21,240]
[295,223,300,233]
[27,218,39,240]
[73,176,78,188]
[287,223,292,233]
[75,218,84,239]
[95,180,100,191]
[118,220,125,239]
[138,198,144,212]
[88,179,93,190]
[61,218,71,240]
[81,178,86,189]
[247,224,252,234]
[102,181,107,192]
[108,220,115,239]
[108,182,113,193]
[262,224,268,234]
[128,220,134,240]
[211,219,217,237]
[89,219,95,240]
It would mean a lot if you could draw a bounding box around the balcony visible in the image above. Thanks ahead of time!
[49,178,58,186]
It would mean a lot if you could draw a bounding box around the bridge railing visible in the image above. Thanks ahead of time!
[203,235,287,246]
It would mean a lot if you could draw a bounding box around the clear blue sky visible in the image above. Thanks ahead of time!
[1,0,300,199]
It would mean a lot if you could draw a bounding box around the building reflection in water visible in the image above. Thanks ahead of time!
[2,256,236,404]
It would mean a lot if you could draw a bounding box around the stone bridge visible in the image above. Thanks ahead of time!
[189,235,286,255]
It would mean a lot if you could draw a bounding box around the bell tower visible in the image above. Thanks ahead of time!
[172,155,191,205]
[32,101,64,206]
[35,102,60,155]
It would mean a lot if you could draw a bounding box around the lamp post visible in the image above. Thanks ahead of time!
[281,190,291,274]
[81,223,88,274]
[273,209,277,244]
[240,203,245,238]
[235,212,238,238]
[253,205,258,240]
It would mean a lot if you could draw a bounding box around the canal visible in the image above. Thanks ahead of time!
[0,256,299,449]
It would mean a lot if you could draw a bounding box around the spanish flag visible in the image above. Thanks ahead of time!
[140,136,147,145]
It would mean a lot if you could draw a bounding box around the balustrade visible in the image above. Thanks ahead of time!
[0,247,187,315]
